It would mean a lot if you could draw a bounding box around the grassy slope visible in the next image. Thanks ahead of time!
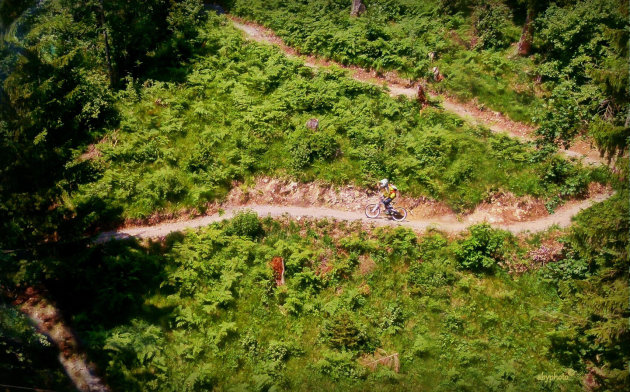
[65,215,584,391]
[70,15,602,221]
[231,0,542,124]
[46,174,630,390]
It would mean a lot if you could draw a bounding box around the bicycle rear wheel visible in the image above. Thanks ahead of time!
[391,207,407,222]
[365,203,381,218]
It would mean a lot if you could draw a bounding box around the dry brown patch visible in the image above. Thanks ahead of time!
[359,349,400,373]
[358,281,371,296]
[358,254,376,275]
[465,191,548,225]
[78,144,101,161]
[231,176,463,220]
[316,251,334,276]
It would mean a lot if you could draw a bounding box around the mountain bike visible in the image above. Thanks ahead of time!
[365,199,407,222]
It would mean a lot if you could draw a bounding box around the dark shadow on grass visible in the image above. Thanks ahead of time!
[0,301,76,392]
[46,238,169,331]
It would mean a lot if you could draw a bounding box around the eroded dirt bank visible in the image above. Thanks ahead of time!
[98,177,613,242]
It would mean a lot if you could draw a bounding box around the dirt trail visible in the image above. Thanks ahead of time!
[15,288,111,392]
[93,18,615,241]
[229,17,606,166]
[96,190,612,242]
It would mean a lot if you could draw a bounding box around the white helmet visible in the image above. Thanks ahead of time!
[379,179,389,187]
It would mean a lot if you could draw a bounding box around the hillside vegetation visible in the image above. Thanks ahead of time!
[231,0,629,156]
[71,15,605,222]
[42,189,628,390]
[0,1,627,391]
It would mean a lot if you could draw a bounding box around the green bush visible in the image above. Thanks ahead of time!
[408,259,456,293]
[314,350,367,381]
[225,210,264,239]
[540,156,589,198]
[378,303,407,335]
[454,224,508,271]
[288,129,339,170]
[539,256,589,285]
[472,4,515,50]
[321,311,373,352]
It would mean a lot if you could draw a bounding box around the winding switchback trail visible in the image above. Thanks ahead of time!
[96,191,612,242]
[93,18,617,243]
[94,18,617,243]
[229,17,606,166]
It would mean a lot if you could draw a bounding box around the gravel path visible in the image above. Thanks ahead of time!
[96,191,612,242]
[230,18,606,166]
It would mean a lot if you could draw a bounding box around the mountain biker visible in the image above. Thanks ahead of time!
[378,179,398,215]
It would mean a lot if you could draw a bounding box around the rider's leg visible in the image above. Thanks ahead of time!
[383,198,393,214]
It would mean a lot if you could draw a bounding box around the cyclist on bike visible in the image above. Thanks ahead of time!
[378,179,398,215]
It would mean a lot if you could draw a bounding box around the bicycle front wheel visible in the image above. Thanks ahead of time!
[391,207,407,222]
[365,203,381,219]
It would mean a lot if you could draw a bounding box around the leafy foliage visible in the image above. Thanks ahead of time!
[27,215,613,390]
[532,0,629,152]
[232,0,629,154]
[69,14,602,221]
[543,189,629,390]
[225,210,264,239]
[0,0,210,284]
[0,3,626,391]
[455,224,509,271]
[472,3,517,50]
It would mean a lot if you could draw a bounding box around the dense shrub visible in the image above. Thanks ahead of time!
[472,3,515,50]
[288,129,340,170]
[225,210,264,239]
[454,224,509,271]
[314,350,368,381]
[409,259,456,292]
[321,311,373,351]
[534,0,629,152]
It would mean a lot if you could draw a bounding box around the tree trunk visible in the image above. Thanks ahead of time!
[351,0,366,17]
[98,0,115,87]
[518,8,535,56]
